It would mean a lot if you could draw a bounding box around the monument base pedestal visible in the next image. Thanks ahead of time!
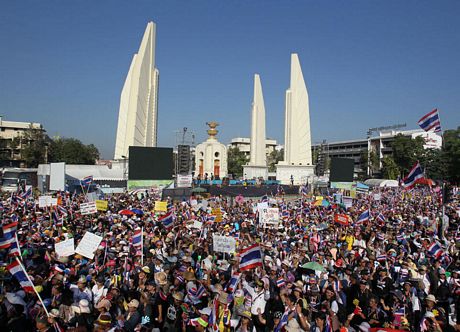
[243,165,268,180]
[276,164,315,185]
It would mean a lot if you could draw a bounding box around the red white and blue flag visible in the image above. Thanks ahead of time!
[376,212,386,223]
[239,244,262,271]
[159,212,175,229]
[80,176,93,186]
[7,259,35,293]
[9,240,20,257]
[226,272,241,293]
[418,108,442,133]
[0,222,18,249]
[403,162,424,190]
[276,277,286,288]
[132,228,142,248]
[428,242,444,259]
[356,210,370,225]
[19,187,32,199]
[274,309,290,332]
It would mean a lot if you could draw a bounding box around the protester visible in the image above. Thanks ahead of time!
[0,184,459,332]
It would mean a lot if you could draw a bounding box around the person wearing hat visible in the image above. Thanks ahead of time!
[118,299,141,332]
[235,310,254,332]
[92,275,108,306]
[164,291,185,331]
[67,299,94,331]
[69,275,93,304]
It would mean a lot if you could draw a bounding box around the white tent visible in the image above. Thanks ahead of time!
[364,179,399,188]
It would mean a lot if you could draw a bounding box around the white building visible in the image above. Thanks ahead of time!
[114,22,159,159]
[0,116,46,167]
[228,138,278,158]
[195,122,227,179]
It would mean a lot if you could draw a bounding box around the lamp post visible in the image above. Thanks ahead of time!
[121,155,128,182]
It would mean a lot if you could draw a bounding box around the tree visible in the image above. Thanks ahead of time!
[419,148,446,181]
[20,124,51,167]
[443,127,460,182]
[391,134,425,176]
[381,156,399,180]
[267,149,284,172]
[360,149,379,177]
[227,147,248,178]
[50,137,100,164]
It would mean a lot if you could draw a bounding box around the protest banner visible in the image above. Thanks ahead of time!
[154,201,167,212]
[55,238,75,257]
[260,208,280,226]
[190,220,203,229]
[334,213,351,226]
[80,202,97,215]
[177,174,193,188]
[95,200,108,211]
[75,232,102,259]
[38,196,57,208]
[343,196,353,209]
[257,202,269,212]
[212,208,223,222]
[373,193,381,201]
[213,235,236,253]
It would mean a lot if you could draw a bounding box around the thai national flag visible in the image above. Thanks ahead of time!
[226,272,241,293]
[8,240,20,257]
[159,212,175,229]
[376,213,386,223]
[207,215,216,222]
[276,277,286,288]
[52,210,62,227]
[0,222,18,249]
[377,254,387,262]
[274,309,290,332]
[428,242,443,259]
[261,195,268,203]
[57,205,68,216]
[80,176,93,186]
[403,162,424,190]
[132,228,142,248]
[418,108,442,133]
[7,259,35,293]
[356,210,370,225]
[19,187,32,199]
[239,244,262,271]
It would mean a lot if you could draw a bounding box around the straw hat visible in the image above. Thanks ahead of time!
[218,292,229,304]
[426,294,437,303]
[79,299,91,314]
[172,292,184,301]
[183,271,196,281]
[154,272,168,286]
[239,310,252,319]
[96,299,111,311]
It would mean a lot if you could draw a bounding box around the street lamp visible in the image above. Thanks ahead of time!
[121,155,128,181]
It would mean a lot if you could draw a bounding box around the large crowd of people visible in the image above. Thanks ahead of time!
[0,184,459,332]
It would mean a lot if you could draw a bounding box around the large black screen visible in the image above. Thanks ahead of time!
[329,157,355,182]
[129,147,173,180]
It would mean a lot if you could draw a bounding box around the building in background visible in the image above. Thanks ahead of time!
[0,116,46,167]
[312,129,442,176]
[114,21,159,160]
[228,138,279,158]
[195,122,227,179]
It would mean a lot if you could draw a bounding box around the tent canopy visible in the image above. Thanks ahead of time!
[364,179,399,188]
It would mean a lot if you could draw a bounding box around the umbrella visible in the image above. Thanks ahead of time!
[130,208,144,215]
[301,261,326,272]
[119,209,135,216]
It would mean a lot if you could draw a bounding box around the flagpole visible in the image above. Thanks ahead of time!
[15,257,49,317]
[15,232,21,256]
[141,227,144,266]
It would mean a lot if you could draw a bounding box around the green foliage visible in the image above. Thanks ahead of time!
[391,134,425,175]
[20,124,51,167]
[381,156,399,180]
[419,148,446,181]
[50,137,100,164]
[267,149,284,172]
[360,149,379,176]
[227,147,248,178]
[443,127,460,182]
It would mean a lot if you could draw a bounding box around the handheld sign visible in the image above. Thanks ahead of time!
[55,238,75,257]
[154,201,167,212]
[260,208,280,226]
[75,232,102,259]
[95,200,108,211]
[213,235,236,254]
[80,202,97,215]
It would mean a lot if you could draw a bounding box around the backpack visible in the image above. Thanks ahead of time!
[167,304,177,321]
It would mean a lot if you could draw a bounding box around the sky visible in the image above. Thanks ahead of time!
[1,1,459,159]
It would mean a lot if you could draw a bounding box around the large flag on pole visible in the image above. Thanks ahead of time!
[402,162,424,190]
[0,222,18,249]
[239,244,262,271]
[80,176,93,186]
[7,259,35,292]
[418,109,442,133]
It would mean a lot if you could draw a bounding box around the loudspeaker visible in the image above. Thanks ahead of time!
[177,145,191,175]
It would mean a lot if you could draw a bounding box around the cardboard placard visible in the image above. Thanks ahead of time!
[75,232,102,259]
[213,235,236,253]
[260,208,280,226]
[55,238,75,257]
[154,201,167,212]
[212,208,223,222]
[80,202,97,215]
[95,200,108,211]
[38,196,57,208]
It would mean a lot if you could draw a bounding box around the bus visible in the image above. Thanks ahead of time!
[0,168,37,192]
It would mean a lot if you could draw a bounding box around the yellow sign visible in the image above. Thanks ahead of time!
[95,200,108,211]
[212,208,223,222]
[154,201,167,212]
[350,190,357,199]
